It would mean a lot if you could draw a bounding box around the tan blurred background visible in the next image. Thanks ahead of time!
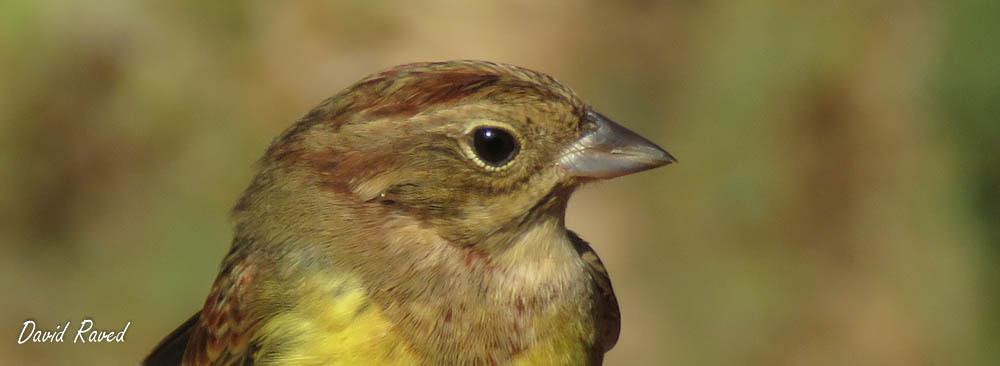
[1,1,996,365]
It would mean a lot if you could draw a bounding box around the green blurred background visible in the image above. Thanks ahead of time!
[1,1,996,365]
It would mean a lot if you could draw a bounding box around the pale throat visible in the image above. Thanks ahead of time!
[357,210,588,302]
[491,214,588,295]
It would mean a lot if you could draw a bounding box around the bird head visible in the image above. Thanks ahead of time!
[233,60,674,253]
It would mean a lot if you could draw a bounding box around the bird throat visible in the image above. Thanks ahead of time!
[343,213,596,364]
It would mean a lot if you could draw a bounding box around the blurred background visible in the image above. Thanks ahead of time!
[1,1,996,365]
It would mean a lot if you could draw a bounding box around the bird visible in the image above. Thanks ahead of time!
[142,60,675,366]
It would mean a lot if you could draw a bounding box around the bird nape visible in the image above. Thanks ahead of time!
[143,60,674,366]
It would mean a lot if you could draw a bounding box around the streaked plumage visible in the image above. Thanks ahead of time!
[144,60,674,366]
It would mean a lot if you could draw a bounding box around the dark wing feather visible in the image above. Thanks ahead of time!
[145,243,264,366]
[142,312,200,366]
[183,244,263,366]
[567,230,622,352]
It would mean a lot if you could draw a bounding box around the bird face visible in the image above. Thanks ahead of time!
[237,60,674,252]
[145,61,674,366]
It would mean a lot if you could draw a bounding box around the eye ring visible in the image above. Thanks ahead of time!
[468,126,520,169]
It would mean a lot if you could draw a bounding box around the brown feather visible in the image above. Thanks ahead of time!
[145,60,664,366]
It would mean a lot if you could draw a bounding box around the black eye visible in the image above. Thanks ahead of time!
[471,127,519,167]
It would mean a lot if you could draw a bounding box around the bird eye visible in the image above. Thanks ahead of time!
[471,127,519,167]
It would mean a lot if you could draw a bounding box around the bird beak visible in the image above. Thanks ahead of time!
[559,110,676,179]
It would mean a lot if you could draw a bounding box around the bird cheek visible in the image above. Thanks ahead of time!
[350,172,405,203]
